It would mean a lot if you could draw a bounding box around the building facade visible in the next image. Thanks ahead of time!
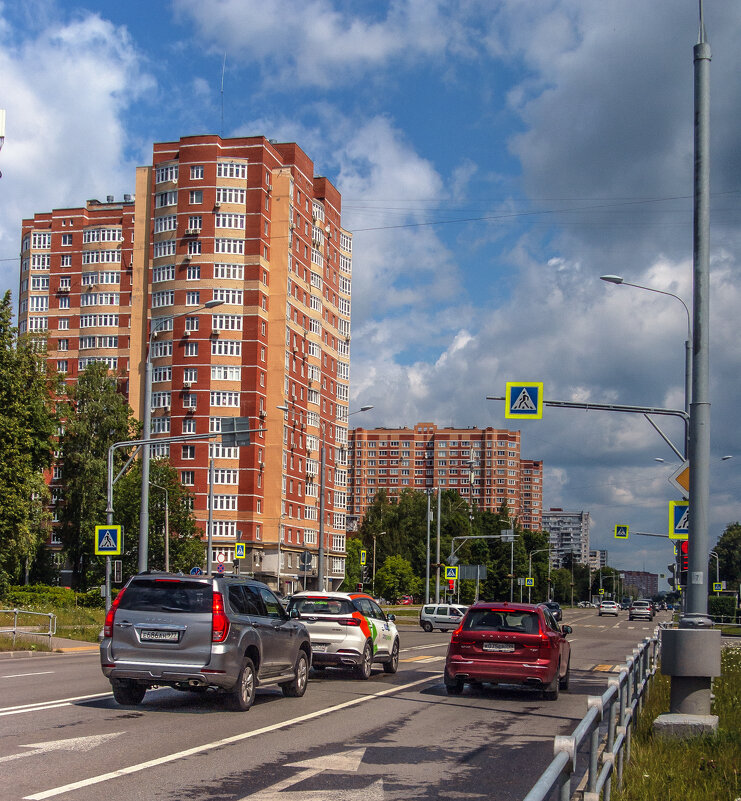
[589,549,608,570]
[621,570,658,599]
[541,508,591,567]
[19,135,353,594]
[348,424,543,530]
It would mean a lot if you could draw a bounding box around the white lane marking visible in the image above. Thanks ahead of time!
[0,734,122,764]
[0,693,112,717]
[24,675,436,801]
[1,671,54,679]
[401,643,448,652]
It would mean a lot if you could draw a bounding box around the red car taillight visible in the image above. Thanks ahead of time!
[450,622,464,644]
[212,591,230,642]
[337,618,361,626]
[103,587,126,638]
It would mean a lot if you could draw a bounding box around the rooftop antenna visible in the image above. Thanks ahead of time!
[220,52,227,137]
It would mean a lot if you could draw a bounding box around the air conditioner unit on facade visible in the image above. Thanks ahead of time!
[214,201,221,208]
[211,329,220,337]
[182,329,191,337]
[182,255,191,261]
[162,406,170,414]
[183,381,192,389]
[184,228,197,236]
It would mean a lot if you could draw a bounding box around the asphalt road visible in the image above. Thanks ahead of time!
[0,609,667,801]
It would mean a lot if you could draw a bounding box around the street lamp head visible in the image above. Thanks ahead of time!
[204,299,225,309]
[359,405,374,412]
[600,275,624,285]
[276,404,290,412]
[721,455,733,461]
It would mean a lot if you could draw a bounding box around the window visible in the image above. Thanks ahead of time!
[61,254,71,267]
[154,215,177,233]
[182,445,195,460]
[215,187,246,204]
[184,341,199,357]
[58,339,69,352]
[188,215,202,231]
[186,291,200,306]
[61,234,72,246]
[186,263,201,280]
[58,318,70,330]
[56,360,68,373]
[183,417,197,434]
[190,165,204,180]
[181,471,195,486]
[214,238,244,254]
[212,288,243,305]
[59,296,70,309]
[213,263,243,280]
[153,265,176,283]
[152,290,174,308]
[155,165,179,183]
[217,162,247,179]
[215,213,246,229]
[189,190,203,204]
[156,191,178,208]
[187,240,201,255]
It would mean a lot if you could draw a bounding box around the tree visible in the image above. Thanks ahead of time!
[56,363,137,590]
[113,458,204,581]
[374,555,420,602]
[0,292,57,590]
[339,536,364,592]
[713,523,741,591]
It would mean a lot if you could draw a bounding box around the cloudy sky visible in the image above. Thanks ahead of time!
[1,0,740,585]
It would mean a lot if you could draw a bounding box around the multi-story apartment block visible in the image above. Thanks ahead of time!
[19,135,352,594]
[621,570,658,599]
[541,508,591,567]
[348,424,543,530]
[589,549,608,570]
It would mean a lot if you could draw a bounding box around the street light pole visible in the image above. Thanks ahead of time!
[138,299,223,573]
[435,489,442,603]
[709,551,719,593]
[528,548,550,603]
[151,482,169,572]
[425,490,432,604]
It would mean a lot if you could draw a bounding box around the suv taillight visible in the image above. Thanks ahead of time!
[337,618,361,626]
[103,588,126,638]
[450,622,464,644]
[212,591,230,643]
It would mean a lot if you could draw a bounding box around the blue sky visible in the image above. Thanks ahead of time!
[1,0,740,585]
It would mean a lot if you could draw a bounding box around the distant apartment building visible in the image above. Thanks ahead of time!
[589,549,608,570]
[541,508,591,567]
[348,424,543,530]
[18,134,353,594]
[622,570,658,599]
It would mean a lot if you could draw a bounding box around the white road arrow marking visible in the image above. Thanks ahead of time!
[0,733,122,764]
[237,748,384,801]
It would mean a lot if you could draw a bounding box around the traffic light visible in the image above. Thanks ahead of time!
[362,565,369,582]
[356,583,363,592]
[678,540,689,585]
[667,563,677,589]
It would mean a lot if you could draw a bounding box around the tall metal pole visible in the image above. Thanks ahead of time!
[207,458,215,575]
[318,424,327,591]
[425,491,431,604]
[435,489,441,603]
[138,354,153,573]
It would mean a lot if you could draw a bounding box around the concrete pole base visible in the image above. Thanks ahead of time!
[653,713,718,740]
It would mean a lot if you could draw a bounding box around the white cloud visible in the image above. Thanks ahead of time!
[0,8,153,299]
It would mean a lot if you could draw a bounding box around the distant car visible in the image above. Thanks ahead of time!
[543,600,562,621]
[399,595,414,605]
[598,600,620,616]
[419,603,468,632]
[444,601,572,700]
[629,600,654,621]
[287,591,399,678]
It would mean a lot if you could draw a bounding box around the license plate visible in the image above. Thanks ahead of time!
[312,644,328,653]
[483,642,514,652]
[140,630,180,642]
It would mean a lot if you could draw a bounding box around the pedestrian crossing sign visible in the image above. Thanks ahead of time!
[234,543,246,559]
[614,524,629,539]
[505,383,543,419]
[444,566,458,580]
[525,577,534,587]
[95,525,122,556]
[669,500,689,540]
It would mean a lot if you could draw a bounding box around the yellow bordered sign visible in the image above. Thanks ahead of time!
[444,566,458,580]
[505,382,543,419]
[95,525,122,556]
[234,543,246,559]
[614,524,629,539]
[669,500,689,540]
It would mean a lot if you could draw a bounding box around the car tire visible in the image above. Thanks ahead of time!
[383,639,399,674]
[543,665,560,701]
[229,656,256,711]
[559,657,570,691]
[356,640,373,680]
[282,651,309,697]
[111,679,146,706]
[444,672,464,695]
[422,621,433,632]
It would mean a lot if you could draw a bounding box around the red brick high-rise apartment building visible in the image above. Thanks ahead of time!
[19,135,353,593]
[348,424,543,530]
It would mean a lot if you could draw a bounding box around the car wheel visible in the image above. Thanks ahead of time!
[356,640,373,680]
[282,651,309,697]
[230,656,256,711]
[543,664,560,701]
[111,679,146,706]
[422,621,433,632]
[444,672,464,695]
[559,657,570,691]
[383,639,399,674]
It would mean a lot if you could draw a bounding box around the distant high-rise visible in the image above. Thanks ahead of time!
[348,423,543,529]
[19,135,353,594]
[541,508,591,566]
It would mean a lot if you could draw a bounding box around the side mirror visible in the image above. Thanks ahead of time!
[289,608,300,619]
[562,625,572,635]
[387,613,396,622]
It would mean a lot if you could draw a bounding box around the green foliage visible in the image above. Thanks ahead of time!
[374,555,420,602]
[708,595,737,622]
[713,523,741,592]
[56,362,137,590]
[0,583,104,609]
[0,292,57,587]
[339,536,363,591]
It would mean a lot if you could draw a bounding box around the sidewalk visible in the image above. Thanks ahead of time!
[0,634,99,659]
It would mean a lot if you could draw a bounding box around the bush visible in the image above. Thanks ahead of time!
[0,584,105,610]
[708,595,737,623]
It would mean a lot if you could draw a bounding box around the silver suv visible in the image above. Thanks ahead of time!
[628,599,655,621]
[100,573,311,711]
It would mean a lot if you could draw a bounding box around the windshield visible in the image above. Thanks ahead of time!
[118,579,211,613]
[463,609,540,634]
[288,596,356,615]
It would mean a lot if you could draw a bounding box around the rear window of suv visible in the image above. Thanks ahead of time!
[290,597,356,615]
[118,579,211,613]
[463,609,540,634]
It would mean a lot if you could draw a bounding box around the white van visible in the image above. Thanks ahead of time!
[419,603,468,632]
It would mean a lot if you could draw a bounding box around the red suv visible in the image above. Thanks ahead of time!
[444,602,572,700]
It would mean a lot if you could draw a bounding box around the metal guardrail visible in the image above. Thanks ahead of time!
[0,608,57,649]
[523,631,660,801]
